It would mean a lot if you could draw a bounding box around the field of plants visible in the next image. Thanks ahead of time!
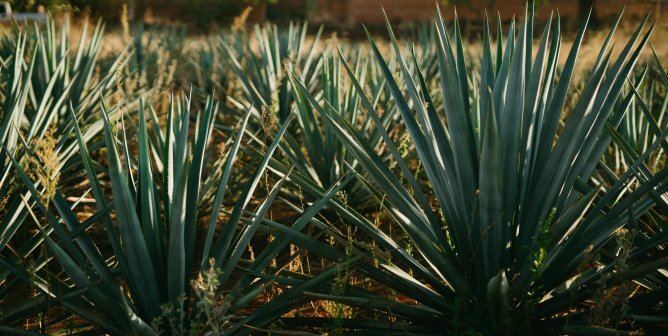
[0,2,667,335]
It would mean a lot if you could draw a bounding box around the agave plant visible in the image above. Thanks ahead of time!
[129,22,186,94]
[190,36,225,98]
[587,54,668,333]
[402,21,440,82]
[223,22,403,210]
[0,17,127,329]
[222,21,324,125]
[7,92,357,334]
[276,49,397,209]
[606,61,667,175]
[31,17,119,119]
[0,15,125,165]
[289,5,668,334]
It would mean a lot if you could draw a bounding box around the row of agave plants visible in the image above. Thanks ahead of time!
[1,3,667,335]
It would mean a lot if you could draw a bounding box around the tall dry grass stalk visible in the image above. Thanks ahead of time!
[232,7,253,32]
[121,3,130,42]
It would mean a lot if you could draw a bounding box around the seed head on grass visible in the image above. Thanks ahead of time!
[20,132,60,207]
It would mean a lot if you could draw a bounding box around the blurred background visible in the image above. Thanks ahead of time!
[5,0,667,30]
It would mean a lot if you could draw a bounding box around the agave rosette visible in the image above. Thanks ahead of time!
[287,5,668,334]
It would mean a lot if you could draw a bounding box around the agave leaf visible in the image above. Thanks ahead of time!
[101,101,162,319]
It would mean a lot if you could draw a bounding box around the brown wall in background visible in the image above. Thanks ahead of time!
[134,0,666,28]
[307,0,665,26]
